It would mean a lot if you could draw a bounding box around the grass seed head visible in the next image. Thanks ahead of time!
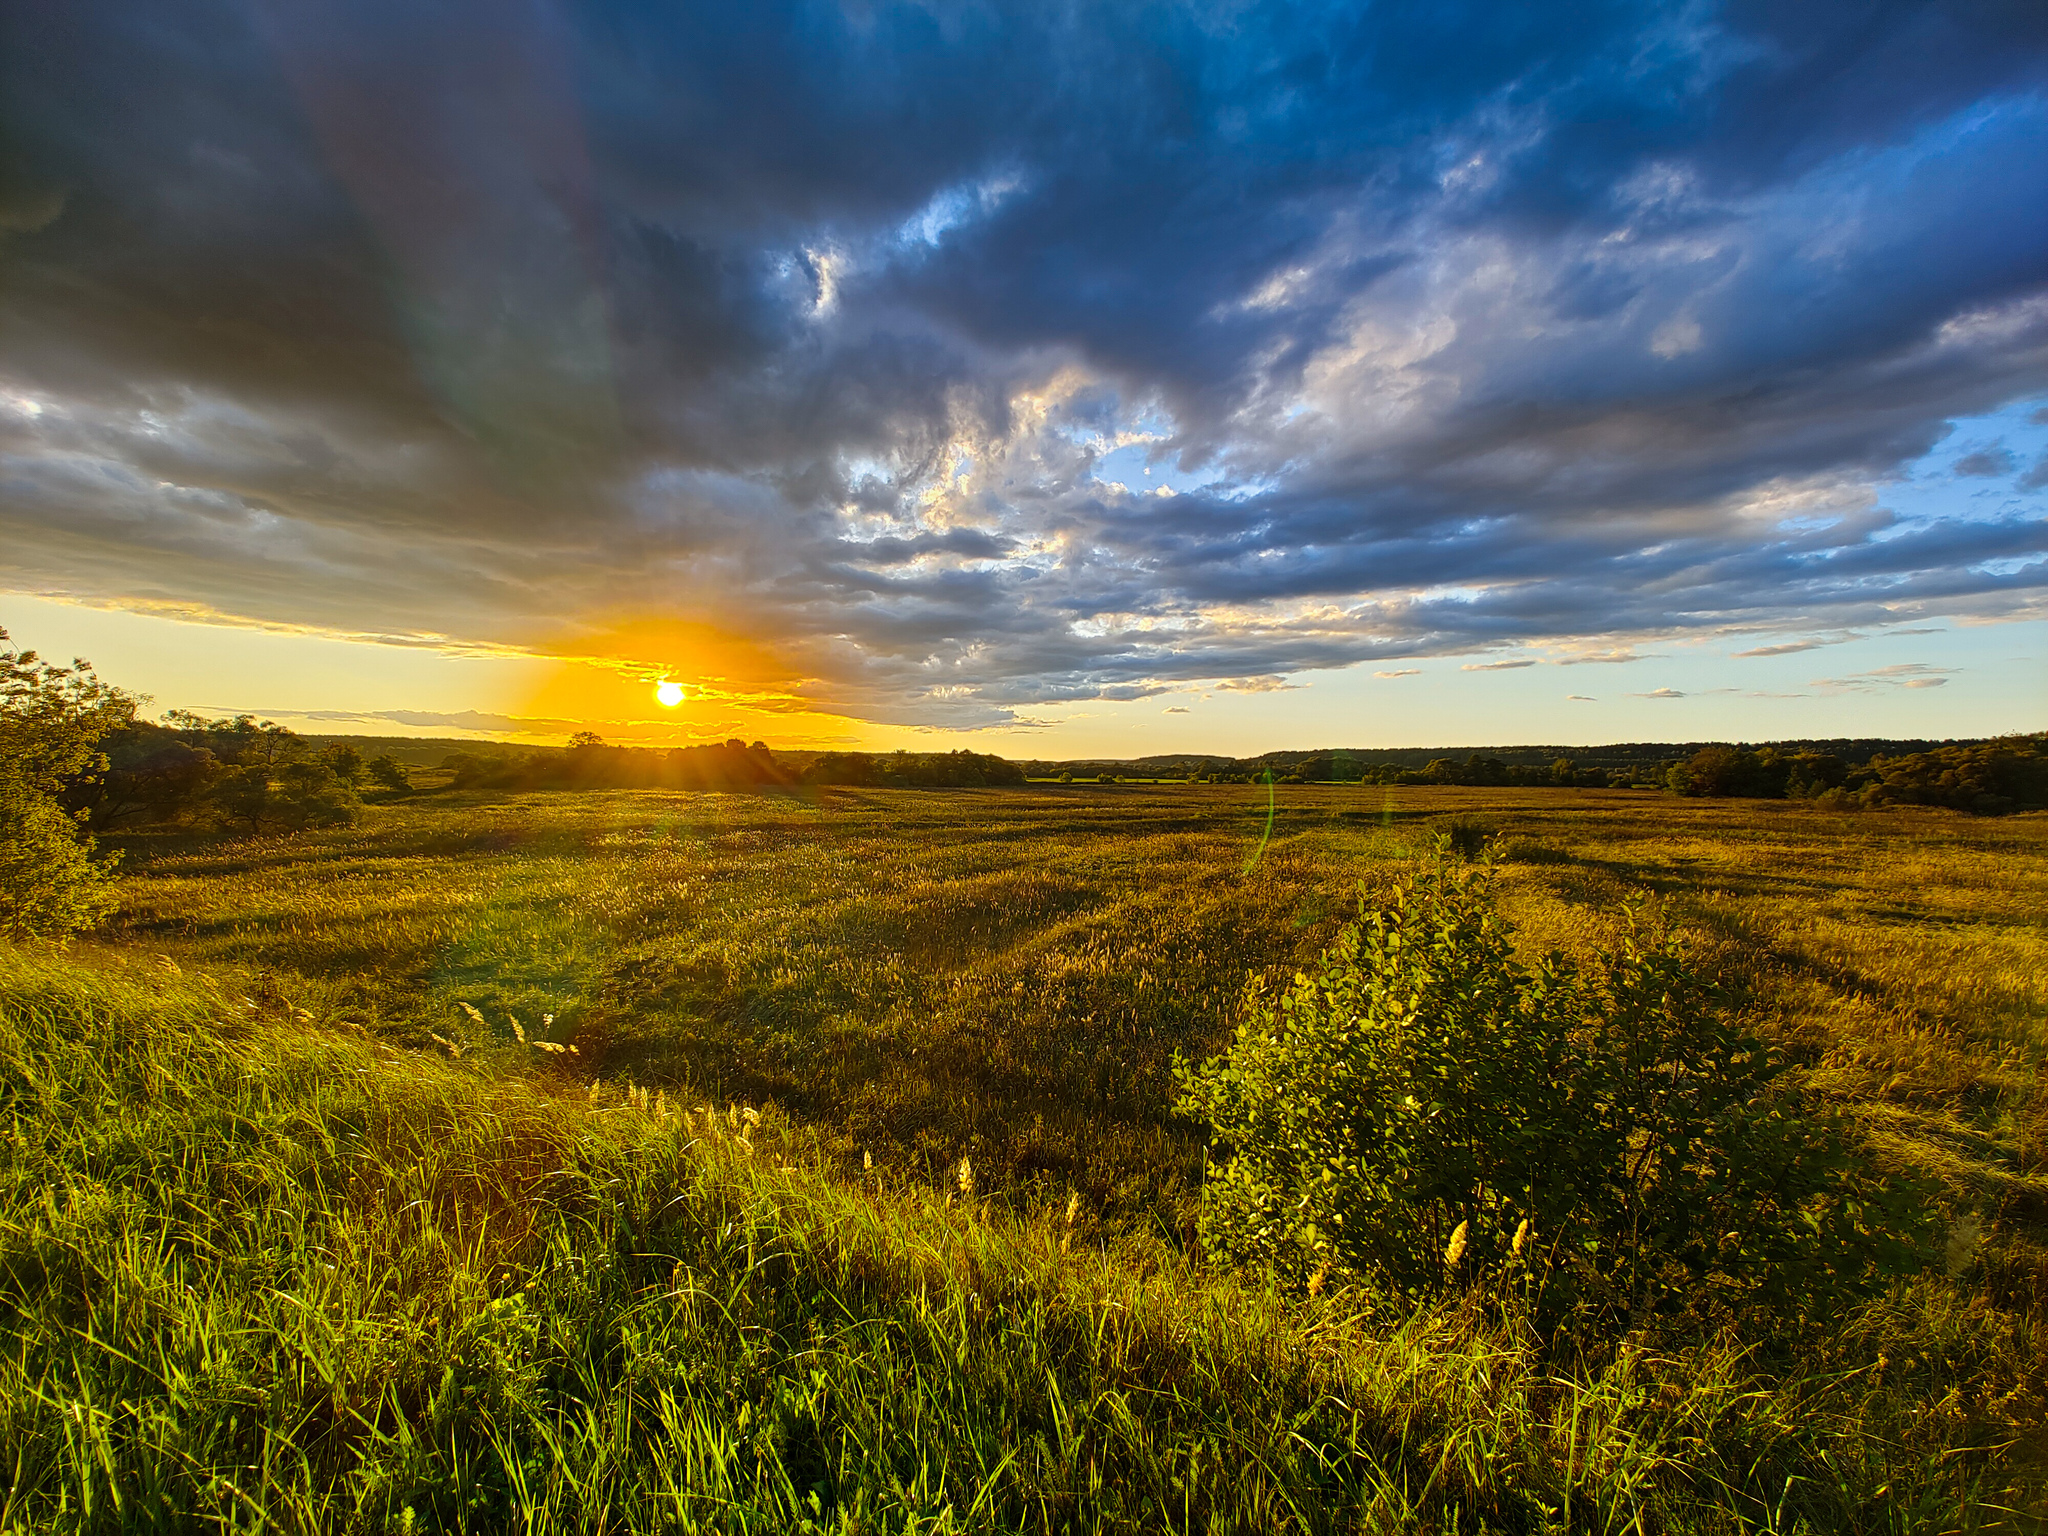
[1512,1218,1532,1258]
[1445,1219,1469,1269]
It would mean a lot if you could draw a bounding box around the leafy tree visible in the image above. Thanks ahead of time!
[1176,842,1925,1335]
[274,758,360,830]
[367,754,411,793]
[0,628,138,937]
[1842,734,2047,814]
[321,741,365,787]
[207,763,277,834]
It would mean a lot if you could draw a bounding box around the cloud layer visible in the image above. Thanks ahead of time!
[2,0,2045,725]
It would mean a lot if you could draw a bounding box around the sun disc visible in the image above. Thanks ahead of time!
[655,679,685,707]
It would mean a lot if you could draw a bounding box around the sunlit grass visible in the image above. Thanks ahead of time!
[5,939,2040,1532]
[9,782,2039,1529]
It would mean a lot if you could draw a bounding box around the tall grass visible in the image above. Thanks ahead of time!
[4,946,2031,1531]
[14,783,2042,1529]
[5,939,2038,1532]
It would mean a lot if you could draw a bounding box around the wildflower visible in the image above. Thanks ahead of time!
[1307,1259,1330,1297]
[1445,1219,1469,1269]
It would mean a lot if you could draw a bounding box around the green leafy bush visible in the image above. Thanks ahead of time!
[367,753,412,793]
[0,628,135,938]
[1175,843,1926,1334]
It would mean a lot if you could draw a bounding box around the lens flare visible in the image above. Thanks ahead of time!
[655,679,685,707]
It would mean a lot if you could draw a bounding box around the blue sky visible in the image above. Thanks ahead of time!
[1,0,2043,751]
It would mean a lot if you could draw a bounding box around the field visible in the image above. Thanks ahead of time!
[5,782,2046,1531]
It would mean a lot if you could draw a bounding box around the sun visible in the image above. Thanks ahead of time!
[654,678,686,707]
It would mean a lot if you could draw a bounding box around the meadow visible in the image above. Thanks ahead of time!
[4,781,2045,1531]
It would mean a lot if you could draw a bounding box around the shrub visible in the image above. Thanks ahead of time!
[0,629,135,938]
[367,754,411,793]
[1175,842,1926,1336]
[1435,816,1494,857]
[0,790,119,939]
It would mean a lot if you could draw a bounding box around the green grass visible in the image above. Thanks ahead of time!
[5,783,2046,1530]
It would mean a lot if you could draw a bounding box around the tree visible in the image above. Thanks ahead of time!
[1176,841,1924,1335]
[321,742,365,788]
[274,759,360,830]
[367,755,411,793]
[1,628,138,938]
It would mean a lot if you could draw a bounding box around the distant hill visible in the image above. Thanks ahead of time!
[287,732,2012,780]
[1015,738,1988,779]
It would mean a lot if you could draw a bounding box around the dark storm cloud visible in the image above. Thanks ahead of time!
[2,0,2046,725]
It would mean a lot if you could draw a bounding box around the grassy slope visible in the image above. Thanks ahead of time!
[5,784,2045,1530]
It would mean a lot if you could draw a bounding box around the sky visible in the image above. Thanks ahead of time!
[2,0,2045,754]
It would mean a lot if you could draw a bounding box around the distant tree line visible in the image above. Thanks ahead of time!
[797,750,1025,788]
[440,738,1026,793]
[1177,753,1628,788]
[443,734,789,792]
[1027,736,1977,783]
[1666,735,2046,814]
[70,712,368,834]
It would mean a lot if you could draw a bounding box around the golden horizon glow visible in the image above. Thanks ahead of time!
[4,592,2037,759]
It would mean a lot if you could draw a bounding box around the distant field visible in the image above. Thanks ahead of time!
[8,784,2045,1529]
[97,783,2048,1217]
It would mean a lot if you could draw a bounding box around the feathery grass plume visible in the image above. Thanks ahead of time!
[1445,1220,1469,1269]
[1512,1218,1532,1259]
[741,1106,760,1128]
[957,1155,975,1202]
[1062,1189,1081,1253]
[511,1017,527,1044]
[458,1001,487,1028]
[727,1104,740,1132]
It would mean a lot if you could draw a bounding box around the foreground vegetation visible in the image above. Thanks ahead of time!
[1,782,2043,1530]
